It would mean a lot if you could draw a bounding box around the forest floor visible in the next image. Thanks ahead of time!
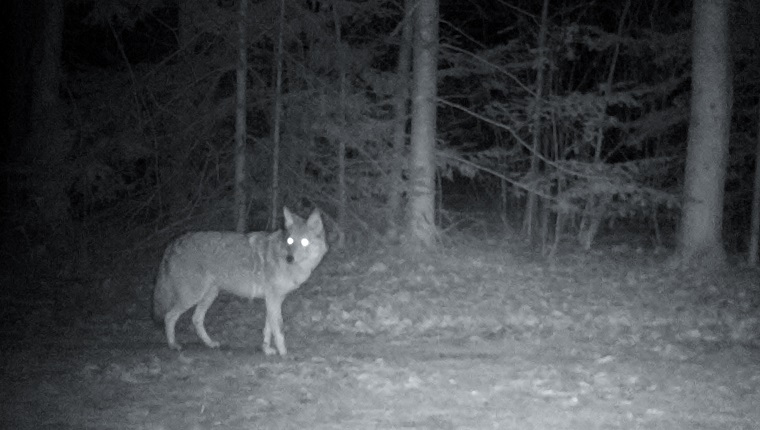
[2,235,760,429]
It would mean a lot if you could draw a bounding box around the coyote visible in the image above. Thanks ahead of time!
[152,207,327,355]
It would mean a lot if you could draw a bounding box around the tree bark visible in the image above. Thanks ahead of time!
[749,102,760,267]
[677,0,732,266]
[407,0,439,248]
[523,0,550,242]
[234,0,248,232]
[28,0,70,228]
[270,0,285,229]
[389,0,414,233]
[333,6,347,249]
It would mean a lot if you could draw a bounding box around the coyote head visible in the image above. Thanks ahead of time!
[283,207,328,268]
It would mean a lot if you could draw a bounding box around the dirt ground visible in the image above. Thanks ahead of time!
[2,240,759,429]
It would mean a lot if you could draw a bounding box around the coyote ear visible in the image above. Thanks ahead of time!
[283,207,294,228]
[307,209,323,230]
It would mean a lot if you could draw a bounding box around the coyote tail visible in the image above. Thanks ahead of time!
[151,257,172,325]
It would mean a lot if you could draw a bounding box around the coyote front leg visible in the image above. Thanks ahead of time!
[263,295,287,355]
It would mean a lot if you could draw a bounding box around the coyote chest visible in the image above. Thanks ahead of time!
[152,207,327,355]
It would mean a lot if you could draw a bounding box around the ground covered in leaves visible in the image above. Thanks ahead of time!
[2,238,760,429]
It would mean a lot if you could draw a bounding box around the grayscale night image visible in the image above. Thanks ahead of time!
[2,0,759,428]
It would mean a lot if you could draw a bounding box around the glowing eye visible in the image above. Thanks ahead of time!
[287,237,294,245]
[301,238,310,247]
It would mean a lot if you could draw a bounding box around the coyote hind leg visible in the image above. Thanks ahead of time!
[192,283,221,349]
[164,306,185,350]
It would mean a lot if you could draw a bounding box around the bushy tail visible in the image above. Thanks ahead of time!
[151,263,172,326]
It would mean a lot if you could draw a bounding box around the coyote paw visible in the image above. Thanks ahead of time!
[263,344,279,356]
[168,342,182,351]
[205,340,221,349]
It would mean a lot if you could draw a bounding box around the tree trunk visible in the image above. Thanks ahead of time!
[234,0,248,232]
[577,0,629,251]
[677,0,732,266]
[28,0,70,229]
[389,0,414,234]
[749,102,760,267]
[270,0,285,229]
[333,6,347,249]
[523,0,549,242]
[407,0,439,248]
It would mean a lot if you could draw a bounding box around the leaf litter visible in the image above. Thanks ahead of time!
[1,240,759,429]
